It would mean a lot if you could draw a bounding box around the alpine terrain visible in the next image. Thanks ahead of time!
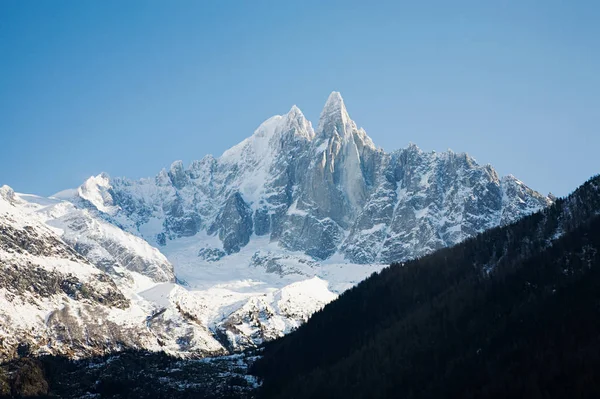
[0,93,552,363]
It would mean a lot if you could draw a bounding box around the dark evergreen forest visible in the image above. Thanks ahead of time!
[252,175,600,399]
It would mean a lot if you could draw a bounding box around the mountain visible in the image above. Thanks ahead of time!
[0,185,225,361]
[252,174,600,399]
[58,92,550,265]
[0,92,551,360]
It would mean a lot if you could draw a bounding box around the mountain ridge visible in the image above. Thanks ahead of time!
[56,92,552,264]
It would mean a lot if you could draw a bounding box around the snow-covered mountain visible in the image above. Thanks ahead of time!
[65,92,551,263]
[0,184,349,361]
[0,185,227,361]
[0,92,552,360]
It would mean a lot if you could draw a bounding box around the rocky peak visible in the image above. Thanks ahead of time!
[283,105,314,141]
[155,168,172,186]
[77,173,119,215]
[353,127,377,152]
[168,160,189,189]
[188,155,217,180]
[316,91,354,140]
[0,185,16,204]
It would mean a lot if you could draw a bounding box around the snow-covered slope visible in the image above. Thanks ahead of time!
[18,191,175,282]
[217,277,337,351]
[0,186,224,360]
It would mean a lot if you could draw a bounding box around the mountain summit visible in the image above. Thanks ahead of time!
[317,91,353,138]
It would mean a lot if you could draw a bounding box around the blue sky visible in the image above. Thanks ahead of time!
[0,1,598,197]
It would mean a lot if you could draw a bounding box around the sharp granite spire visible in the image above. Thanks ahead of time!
[317,91,354,139]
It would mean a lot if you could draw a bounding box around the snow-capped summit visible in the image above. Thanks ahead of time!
[222,105,313,164]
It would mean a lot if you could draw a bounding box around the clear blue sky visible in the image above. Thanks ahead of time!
[1,1,598,197]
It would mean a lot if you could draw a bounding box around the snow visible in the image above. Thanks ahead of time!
[414,206,430,219]
[139,283,177,308]
[217,105,316,211]
[214,276,340,350]
[17,194,174,282]
[123,226,386,343]
[360,223,386,235]
[51,188,78,200]
[316,140,329,153]
[275,277,337,316]
[286,199,308,217]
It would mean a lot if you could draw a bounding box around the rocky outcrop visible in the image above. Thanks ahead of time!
[210,192,253,254]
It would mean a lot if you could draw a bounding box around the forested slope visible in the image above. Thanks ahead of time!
[253,175,600,399]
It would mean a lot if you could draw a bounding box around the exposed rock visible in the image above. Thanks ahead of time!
[210,192,253,254]
[198,247,226,262]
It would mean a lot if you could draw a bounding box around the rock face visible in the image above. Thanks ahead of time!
[341,147,550,263]
[64,92,551,264]
[209,192,253,254]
